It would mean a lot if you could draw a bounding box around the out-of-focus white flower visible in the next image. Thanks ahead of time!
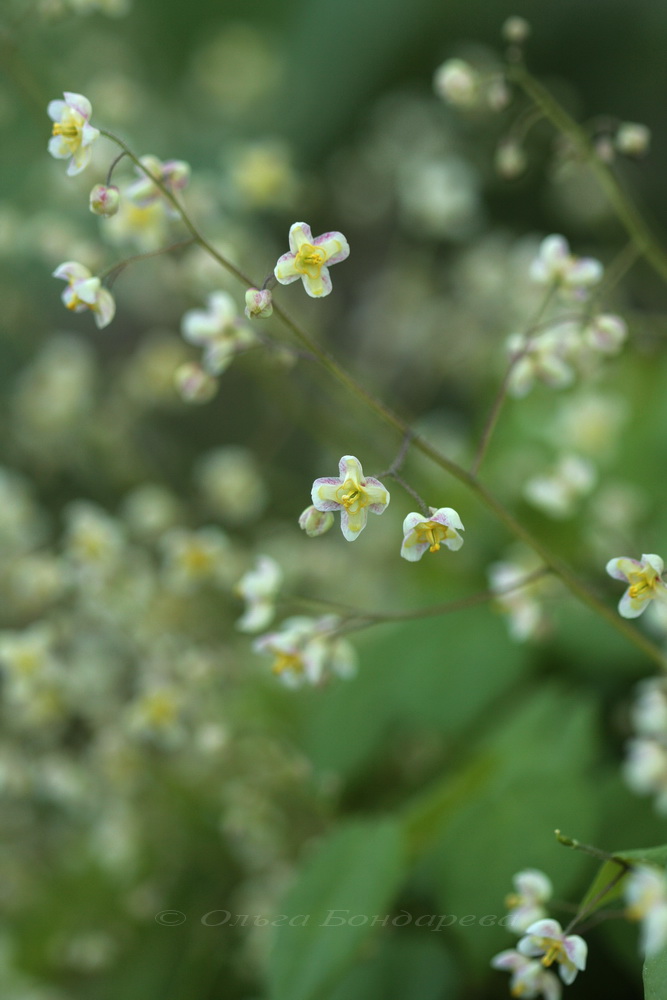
[506,327,577,398]
[298,505,334,537]
[53,262,115,328]
[253,616,356,688]
[244,288,273,318]
[195,446,268,525]
[530,235,603,299]
[505,869,553,933]
[524,454,596,519]
[63,500,124,578]
[625,865,667,956]
[181,291,256,375]
[517,919,587,985]
[311,455,389,541]
[631,679,667,738]
[606,554,667,619]
[433,59,481,108]
[274,222,349,299]
[623,738,667,813]
[89,184,120,217]
[47,92,100,175]
[161,526,231,593]
[488,558,549,643]
[495,141,527,179]
[615,122,651,157]
[126,154,190,214]
[502,16,531,44]
[400,507,464,562]
[235,556,283,633]
[126,685,184,745]
[174,362,219,404]
[491,949,561,1000]
[582,314,627,354]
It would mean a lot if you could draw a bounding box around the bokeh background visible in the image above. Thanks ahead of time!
[2,0,667,998]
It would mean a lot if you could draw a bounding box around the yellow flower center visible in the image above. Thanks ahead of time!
[415,520,450,553]
[294,243,327,280]
[52,122,80,139]
[143,693,178,727]
[540,940,566,968]
[628,568,658,600]
[272,652,303,676]
[182,545,214,575]
[335,479,368,514]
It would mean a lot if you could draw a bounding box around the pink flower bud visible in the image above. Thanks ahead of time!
[89,184,120,217]
[244,288,273,319]
[298,505,334,537]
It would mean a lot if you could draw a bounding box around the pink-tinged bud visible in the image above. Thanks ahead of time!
[244,288,273,319]
[615,122,651,158]
[174,362,218,404]
[89,184,120,217]
[298,505,334,537]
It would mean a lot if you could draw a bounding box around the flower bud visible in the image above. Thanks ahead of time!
[89,184,120,217]
[298,505,334,537]
[495,141,527,179]
[244,288,273,319]
[615,122,651,158]
[502,16,531,44]
[174,362,218,404]
[433,59,480,108]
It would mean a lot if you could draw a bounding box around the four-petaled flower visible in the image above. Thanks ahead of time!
[606,553,667,619]
[530,235,603,299]
[52,262,115,328]
[400,507,464,562]
[274,222,349,298]
[311,455,389,541]
[517,919,587,985]
[253,615,356,688]
[625,864,667,956]
[505,869,553,934]
[491,949,562,1000]
[47,92,100,176]
[181,291,256,375]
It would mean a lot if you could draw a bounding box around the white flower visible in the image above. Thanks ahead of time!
[615,122,651,157]
[52,262,115,329]
[623,738,667,813]
[491,949,561,1000]
[506,327,578,398]
[505,869,553,934]
[235,556,282,633]
[631,679,667,738]
[433,59,481,108]
[400,507,464,562]
[274,222,349,298]
[253,616,356,687]
[181,291,256,375]
[311,455,389,541]
[523,455,596,519]
[517,919,587,985]
[625,865,667,956]
[606,554,667,619]
[488,558,549,642]
[125,154,190,212]
[47,92,100,175]
[530,235,603,299]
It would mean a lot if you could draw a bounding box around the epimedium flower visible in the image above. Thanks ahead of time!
[625,865,667,956]
[89,184,120,217]
[298,505,334,538]
[311,455,389,541]
[52,262,115,329]
[125,154,191,213]
[529,235,603,299]
[400,507,464,562]
[491,949,562,1000]
[505,869,553,934]
[606,554,667,619]
[244,287,273,318]
[47,92,100,176]
[235,555,283,634]
[517,919,587,986]
[274,222,349,298]
[181,291,256,375]
[253,615,356,688]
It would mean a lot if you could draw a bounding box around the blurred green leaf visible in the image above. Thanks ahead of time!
[580,845,667,919]
[644,942,667,1000]
[268,817,406,1000]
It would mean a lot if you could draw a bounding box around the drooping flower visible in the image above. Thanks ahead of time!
[625,865,667,956]
[491,949,561,1000]
[52,262,115,329]
[181,291,256,375]
[235,555,282,633]
[47,92,100,175]
[253,616,356,687]
[125,154,191,213]
[311,455,389,541]
[523,454,596,519]
[274,222,349,298]
[488,557,551,643]
[606,554,667,619]
[505,869,553,934]
[517,919,587,985]
[530,235,603,299]
[400,507,464,562]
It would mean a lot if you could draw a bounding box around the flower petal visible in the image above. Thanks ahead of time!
[301,267,332,298]
[340,507,367,541]
[274,252,300,284]
[312,231,350,265]
[288,222,313,254]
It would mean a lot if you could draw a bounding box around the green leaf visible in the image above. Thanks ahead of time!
[644,943,667,1000]
[267,818,406,1000]
[580,845,667,918]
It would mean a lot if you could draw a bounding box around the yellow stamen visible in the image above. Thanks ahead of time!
[335,480,367,514]
[272,652,303,676]
[415,520,450,553]
[52,122,80,138]
[541,941,565,968]
[294,242,327,280]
